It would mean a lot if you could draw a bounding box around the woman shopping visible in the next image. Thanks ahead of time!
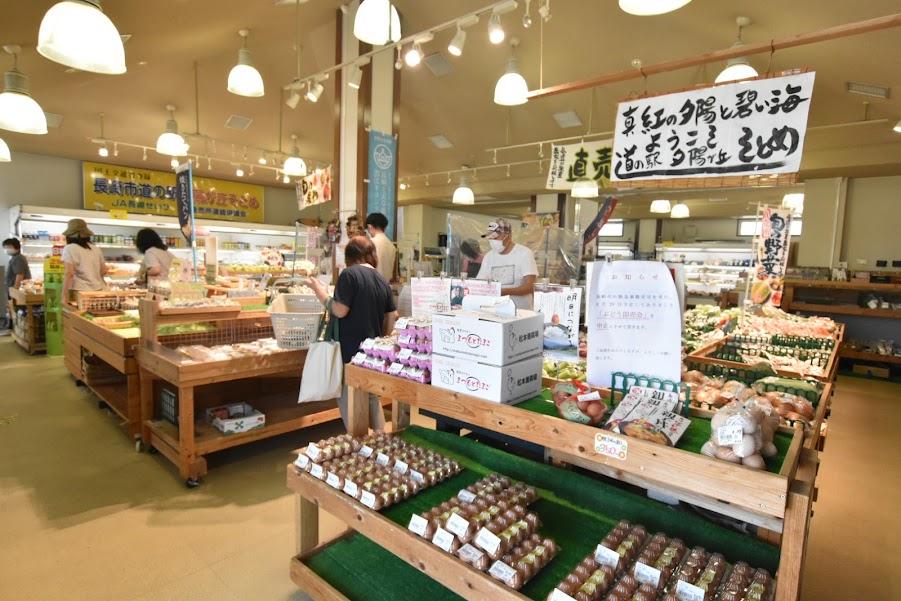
[61,219,107,304]
[307,236,397,430]
[135,228,175,285]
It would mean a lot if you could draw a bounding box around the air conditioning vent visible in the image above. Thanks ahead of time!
[225,115,253,131]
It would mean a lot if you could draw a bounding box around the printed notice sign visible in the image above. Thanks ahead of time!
[412,277,501,316]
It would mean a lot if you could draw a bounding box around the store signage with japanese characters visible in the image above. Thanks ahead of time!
[534,285,582,358]
[367,129,398,239]
[412,277,501,317]
[546,139,613,190]
[83,162,265,222]
[297,167,333,210]
[587,261,681,388]
[611,72,815,181]
[752,206,793,307]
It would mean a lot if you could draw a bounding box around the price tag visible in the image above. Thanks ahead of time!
[109,208,128,220]
[395,318,409,330]
[408,514,429,537]
[394,460,409,475]
[457,543,484,564]
[474,527,502,556]
[577,391,602,402]
[409,470,425,484]
[488,561,517,586]
[595,433,628,461]
[432,527,456,553]
[457,489,477,503]
[675,580,707,601]
[594,544,621,569]
[309,463,325,479]
[360,491,377,509]
[388,362,404,375]
[358,445,374,458]
[326,472,341,488]
[305,444,322,462]
[398,348,413,360]
[633,562,661,588]
[361,339,375,350]
[294,454,310,470]
[376,453,390,467]
[716,423,744,446]
[445,513,471,538]
[343,480,359,497]
[548,589,578,601]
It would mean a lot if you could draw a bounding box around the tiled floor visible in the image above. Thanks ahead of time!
[0,337,897,600]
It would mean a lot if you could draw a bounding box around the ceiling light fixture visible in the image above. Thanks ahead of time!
[399,182,409,190]
[715,17,758,84]
[170,157,179,169]
[488,13,505,45]
[649,199,671,213]
[98,144,109,157]
[894,119,901,133]
[494,38,528,106]
[282,173,291,184]
[348,65,364,89]
[305,79,324,103]
[113,142,118,157]
[258,154,267,165]
[95,112,110,157]
[285,89,301,109]
[227,29,265,97]
[283,133,307,177]
[448,26,467,57]
[353,0,402,46]
[781,193,804,213]
[37,0,126,75]
[0,46,48,135]
[404,43,423,67]
[618,0,692,16]
[0,137,11,162]
[452,175,475,205]
[155,104,188,156]
[571,178,599,198]
[670,202,690,218]
[236,166,245,177]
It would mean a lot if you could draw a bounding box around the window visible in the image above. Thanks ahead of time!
[598,221,624,237]
[738,218,802,237]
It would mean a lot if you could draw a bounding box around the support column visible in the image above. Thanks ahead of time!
[796,178,847,268]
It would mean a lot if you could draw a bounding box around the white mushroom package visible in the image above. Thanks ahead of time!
[701,399,780,470]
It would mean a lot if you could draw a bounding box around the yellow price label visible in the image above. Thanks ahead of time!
[109,208,128,220]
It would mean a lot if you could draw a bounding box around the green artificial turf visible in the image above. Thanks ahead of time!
[304,426,780,601]
[517,391,793,473]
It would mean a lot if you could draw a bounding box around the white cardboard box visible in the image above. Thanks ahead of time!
[204,402,266,434]
[431,354,543,405]
[431,310,544,367]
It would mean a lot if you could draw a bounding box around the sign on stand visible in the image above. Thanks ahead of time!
[751,206,793,306]
[411,277,501,317]
[586,261,681,388]
[534,285,582,360]
[545,139,613,190]
[611,72,815,182]
[175,162,198,279]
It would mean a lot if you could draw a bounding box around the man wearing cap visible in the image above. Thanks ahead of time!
[477,219,538,310]
[61,218,108,304]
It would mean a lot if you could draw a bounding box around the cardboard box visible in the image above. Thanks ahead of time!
[431,354,543,405]
[205,402,266,434]
[431,310,544,367]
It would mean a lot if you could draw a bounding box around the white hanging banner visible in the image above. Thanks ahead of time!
[411,277,501,317]
[753,206,793,307]
[587,261,681,388]
[546,139,614,190]
[611,72,815,181]
[534,285,582,354]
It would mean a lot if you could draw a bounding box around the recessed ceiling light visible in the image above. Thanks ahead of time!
[553,110,582,128]
[428,134,454,149]
[846,81,891,99]
[137,60,148,66]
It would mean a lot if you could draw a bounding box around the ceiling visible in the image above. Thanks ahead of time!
[2,0,901,220]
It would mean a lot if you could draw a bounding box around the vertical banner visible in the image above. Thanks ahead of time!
[752,207,793,306]
[534,285,583,359]
[175,162,198,279]
[367,129,397,239]
[546,139,613,190]
[587,261,681,388]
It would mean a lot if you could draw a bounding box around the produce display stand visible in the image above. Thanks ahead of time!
[136,298,343,486]
[8,287,46,354]
[782,279,901,320]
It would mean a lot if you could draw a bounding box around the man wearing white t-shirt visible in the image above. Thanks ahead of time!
[477,219,538,310]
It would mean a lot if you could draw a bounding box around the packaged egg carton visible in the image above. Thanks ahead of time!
[397,332,432,353]
[418,484,531,544]
[593,520,649,575]
[601,574,657,601]
[295,434,361,469]
[397,349,432,370]
[716,564,775,601]
[394,316,432,341]
[399,365,431,384]
[360,336,400,360]
[659,549,728,601]
[488,534,560,590]
[547,555,616,601]
[629,532,687,593]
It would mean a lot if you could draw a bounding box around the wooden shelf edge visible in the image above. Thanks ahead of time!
[194,406,342,454]
[789,302,901,319]
[838,348,901,364]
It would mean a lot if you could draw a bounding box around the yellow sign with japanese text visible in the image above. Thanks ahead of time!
[82,162,265,223]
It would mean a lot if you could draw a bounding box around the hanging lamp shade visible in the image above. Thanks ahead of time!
[452,178,474,204]
[37,0,126,75]
[0,70,48,135]
[155,110,188,157]
[228,48,264,97]
[782,193,804,212]
[670,202,690,218]
[571,177,599,198]
[493,57,529,106]
[618,0,693,16]
[353,0,402,46]
[715,57,758,84]
[649,199,671,213]
[0,137,11,162]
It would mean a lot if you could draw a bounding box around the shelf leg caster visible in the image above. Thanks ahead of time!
[147,445,159,455]
[135,439,142,453]
[185,477,201,488]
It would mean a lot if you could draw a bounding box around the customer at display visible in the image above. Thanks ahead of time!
[61,219,107,303]
[365,212,396,282]
[3,237,31,331]
[135,228,175,284]
[307,235,398,430]
[477,219,538,310]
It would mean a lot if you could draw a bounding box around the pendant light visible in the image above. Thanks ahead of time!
[715,17,758,84]
[353,0,401,46]
[782,193,804,213]
[670,203,690,218]
[155,104,188,157]
[571,178,599,198]
[95,112,110,157]
[893,119,901,133]
[618,0,692,16]
[283,134,307,177]
[227,29,265,98]
[494,39,529,106]
[649,199,671,213]
[452,175,474,205]
[0,47,48,135]
[37,0,126,75]
[0,137,11,162]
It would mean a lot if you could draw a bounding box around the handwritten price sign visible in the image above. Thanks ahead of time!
[595,433,628,461]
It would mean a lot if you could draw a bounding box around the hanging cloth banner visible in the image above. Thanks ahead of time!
[367,129,398,239]
[752,206,793,307]
[297,167,333,210]
[545,139,613,190]
[611,71,815,181]
[582,196,618,247]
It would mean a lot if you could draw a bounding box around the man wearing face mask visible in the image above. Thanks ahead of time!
[3,238,31,331]
[365,212,396,283]
[477,219,538,311]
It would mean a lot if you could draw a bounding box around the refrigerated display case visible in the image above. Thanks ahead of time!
[656,242,754,307]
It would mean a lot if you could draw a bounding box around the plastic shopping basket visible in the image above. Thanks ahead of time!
[268,293,324,350]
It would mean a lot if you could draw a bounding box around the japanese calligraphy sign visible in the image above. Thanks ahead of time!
[412,277,501,317]
[174,162,195,243]
[83,162,265,222]
[534,285,583,358]
[586,261,681,388]
[752,206,793,307]
[297,167,333,210]
[367,129,398,239]
[611,72,815,181]
[546,139,613,190]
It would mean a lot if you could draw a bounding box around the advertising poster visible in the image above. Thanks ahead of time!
[534,285,583,360]
[752,206,793,306]
[546,139,613,190]
[586,261,681,388]
[412,277,501,317]
[297,167,333,210]
[367,129,397,239]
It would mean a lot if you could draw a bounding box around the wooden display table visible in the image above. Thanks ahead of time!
[8,288,45,354]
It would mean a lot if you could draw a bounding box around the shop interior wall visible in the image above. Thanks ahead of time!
[842,176,901,270]
[660,218,748,243]
[0,152,301,241]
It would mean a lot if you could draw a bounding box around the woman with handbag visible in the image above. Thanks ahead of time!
[307,236,398,430]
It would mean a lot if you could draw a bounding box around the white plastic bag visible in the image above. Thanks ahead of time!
[298,340,343,403]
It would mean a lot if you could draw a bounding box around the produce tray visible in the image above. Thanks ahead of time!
[290,426,782,601]
[687,335,839,384]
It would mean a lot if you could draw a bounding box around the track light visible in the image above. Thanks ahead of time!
[715,17,758,84]
[893,119,901,133]
[0,46,48,135]
[236,166,244,177]
[37,0,126,74]
[404,43,423,67]
[155,104,188,156]
[113,142,118,157]
[258,155,267,165]
[448,26,466,57]
[95,112,109,157]
[170,157,179,169]
[305,80,324,103]
[282,173,291,184]
[98,144,109,157]
[286,89,301,109]
[227,29,265,97]
[399,182,409,190]
[283,133,307,177]
[488,13,505,44]
[348,66,363,89]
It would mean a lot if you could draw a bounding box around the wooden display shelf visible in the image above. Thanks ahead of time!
[345,366,802,530]
[787,301,901,319]
[688,335,839,384]
[8,290,46,354]
[8,287,44,305]
[783,279,901,293]
[839,347,901,364]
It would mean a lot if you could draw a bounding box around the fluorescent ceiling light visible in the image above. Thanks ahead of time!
[227,30,265,97]
[571,178,599,198]
[428,134,453,149]
[618,0,692,16]
[155,105,188,156]
[552,110,582,128]
[452,177,474,204]
[0,137,10,162]
[494,57,528,106]
[37,0,126,75]
[353,0,401,46]
[670,202,690,218]
[649,199,671,213]
[0,50,49,135]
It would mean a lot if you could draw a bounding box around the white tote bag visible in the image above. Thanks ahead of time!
[298,309,343,403]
